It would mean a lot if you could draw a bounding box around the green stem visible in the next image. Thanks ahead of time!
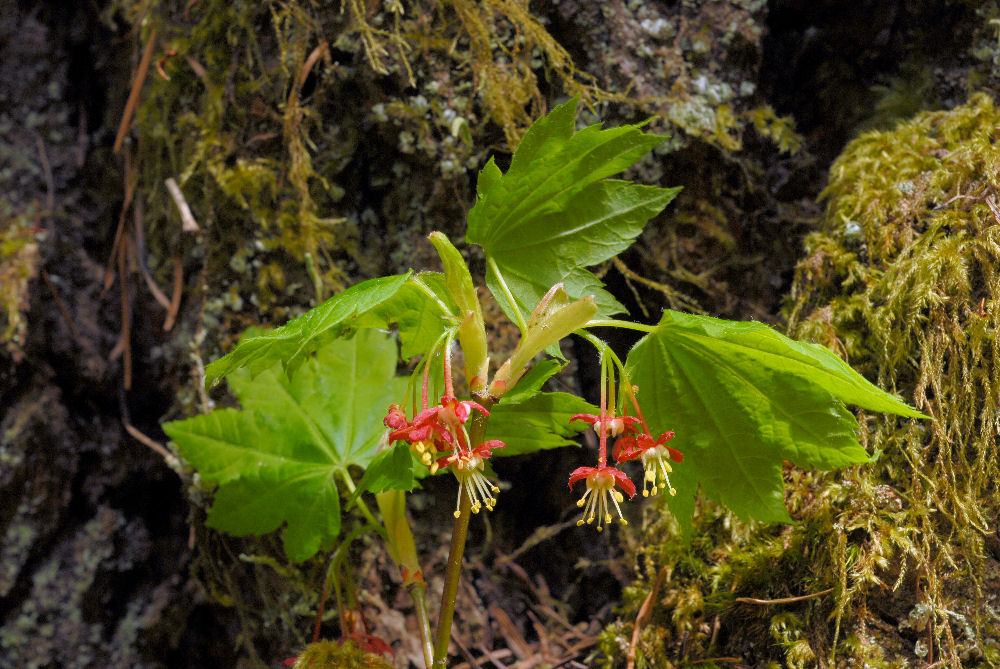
[410,582,435,668]
[432,486,472,667]
[432,396,493,666]
[487,257,528,334]
[375,489,434,668]
[338,469,379,527]
[578,330,635,416]
[584,318,656,332]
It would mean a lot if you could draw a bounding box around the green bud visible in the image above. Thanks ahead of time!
[491,284,597,397]
[428,232,489,390]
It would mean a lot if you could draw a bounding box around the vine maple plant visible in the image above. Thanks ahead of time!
[164,99,925,667]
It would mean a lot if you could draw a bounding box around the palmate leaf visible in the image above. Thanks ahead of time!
[165,330,407,562]
[204,273,412,386]
[624,310,926,532]
[205,271,459,387]
[362,272,457,359]
[466,98,679,322]
[486,391,597,457]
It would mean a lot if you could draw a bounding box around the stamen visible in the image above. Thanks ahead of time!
[641,446,677,496]
[576,469,629,530]
[451,454,499,518]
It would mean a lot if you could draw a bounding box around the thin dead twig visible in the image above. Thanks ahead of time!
[184,54,208,80]
[165,178,201,232]
[734,586,835,605]
[123,420,178,468]
[103,147,140,293]
[295,41,330,94]
[691,658,745,665]
[114,28,157,154]
[488,604,532,661]
[452,647,511,669]
[495,518,577,566]
[163,254,183,331]
[450,634,484,669]
[116,229,132,389]
[628,566,670,669]
[130,200,172,311]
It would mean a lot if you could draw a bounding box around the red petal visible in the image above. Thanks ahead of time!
[568,466,598,489]
[621,416,642,434]
[387,426,411,442]
[613,436,640,462]
[473,439,505,457]
[655,431,675,445]
[408,425,432,442]
[411,406,443,425]
[667,446,684,463]
[462,400,490,417]
[384,405,409,429]
[569,413,599,425]
[429,423,454,444]
[607,467,636,498]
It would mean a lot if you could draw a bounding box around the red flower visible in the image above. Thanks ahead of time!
[436,439,506,517]
[383,404,409,430]
[570,412,640,438]
[567,465,635,531]
[437,395,490,428]
[614,431,682,497]
[386,396,489,452]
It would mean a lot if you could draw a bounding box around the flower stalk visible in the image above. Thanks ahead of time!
[432,393,493,667]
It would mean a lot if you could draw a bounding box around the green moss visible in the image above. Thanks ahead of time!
[0,201,39,352]
[292,639,393,668]
[600,94,1000,668]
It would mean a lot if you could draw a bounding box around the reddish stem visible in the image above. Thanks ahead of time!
[313,570,330,643]
[443,340,455,398]
[598,371,608,467]
[626,383,652,436]
[420,353,432,412]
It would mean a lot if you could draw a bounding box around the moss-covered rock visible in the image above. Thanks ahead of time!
[787,91,1000,667]
[602,94,1000,668]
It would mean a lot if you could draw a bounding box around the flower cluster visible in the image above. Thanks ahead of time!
[382,314,681,533]
[385,395,505,518]
[567,395,682,530]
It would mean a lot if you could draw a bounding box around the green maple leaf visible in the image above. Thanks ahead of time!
[466,98,680,323]
[486,391,597,457]
[204,272,460,387]
[204,273,412,386]
[624,310,926,532]
[363,272,458,359]
[165,330,407,562]
[352,443,422,498]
